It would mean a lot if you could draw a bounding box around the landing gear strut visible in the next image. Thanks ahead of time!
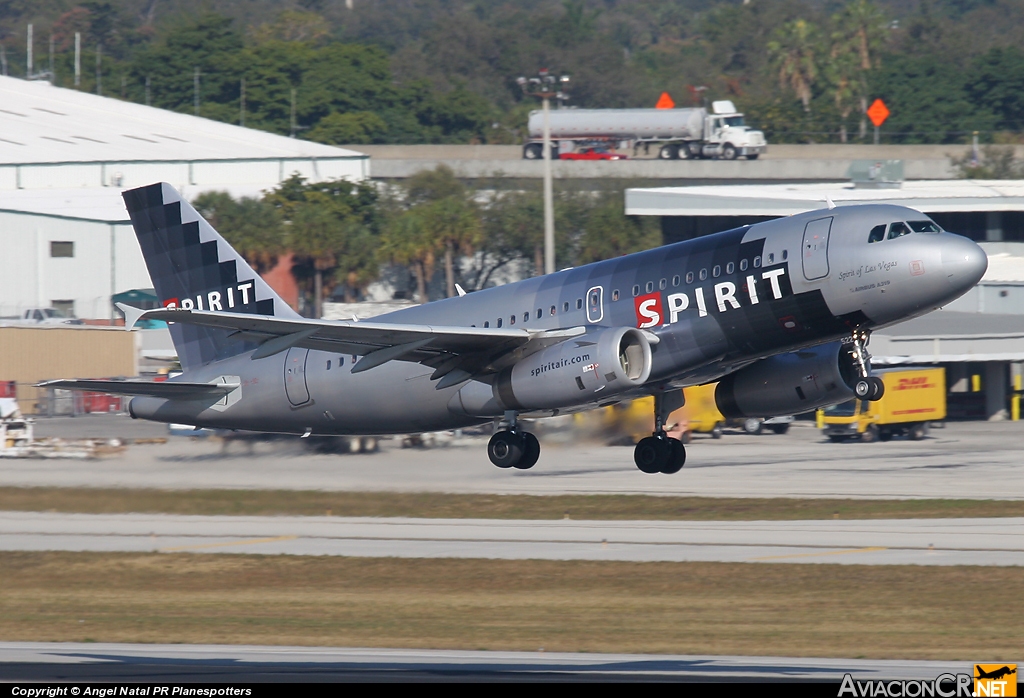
[634,389,687,474]
[849,329,885,401]
[487,411,540,470]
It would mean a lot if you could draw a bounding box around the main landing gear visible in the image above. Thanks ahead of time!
[487,411,540,470]
[849,329,885,401]
[634,389,687,474]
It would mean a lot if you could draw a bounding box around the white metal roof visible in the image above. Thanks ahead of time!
[625,180,1024,217]
[0,76,366,164]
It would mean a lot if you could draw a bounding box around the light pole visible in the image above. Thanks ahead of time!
[518,70,569,275]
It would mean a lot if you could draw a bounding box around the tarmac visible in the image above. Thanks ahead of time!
[2,511,1021,566]
[0,642,986,682]
[10,416,1024,499]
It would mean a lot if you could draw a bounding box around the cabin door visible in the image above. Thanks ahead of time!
[284,347,311,406]
[801,216,833,281]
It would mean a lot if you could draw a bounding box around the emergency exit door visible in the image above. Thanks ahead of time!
[802,216,833,281]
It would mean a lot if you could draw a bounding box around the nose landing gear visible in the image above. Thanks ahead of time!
[633,389,687,474]
[487,411,540,470]
[850,329,885,401]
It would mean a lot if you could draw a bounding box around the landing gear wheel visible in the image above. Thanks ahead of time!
[515,432,541,470]
[634,436,670,474]
[868,376,885,401]
[854,379,872,399]
[488,430,524,468]
[661,438,686,474]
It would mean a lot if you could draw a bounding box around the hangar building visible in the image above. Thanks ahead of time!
[0,75,368,321]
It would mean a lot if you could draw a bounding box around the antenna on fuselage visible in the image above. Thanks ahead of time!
[826,196,837,210]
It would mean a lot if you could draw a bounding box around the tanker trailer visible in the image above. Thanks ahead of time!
[523,100,767,160]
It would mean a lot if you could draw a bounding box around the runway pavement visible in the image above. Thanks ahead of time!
[2,511,1021,565]
[8,418,1024,499]
[0,642,983,682]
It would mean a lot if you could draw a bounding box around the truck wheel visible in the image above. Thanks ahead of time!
[523,143,543,159]
[687,142,703,159]
[721,143,738,160]
[711,425,723,439]
[746,154,760,160]
[878,429,892,442]
[743,418,762,435]
[861,425,878,443]
[910,423,928,441]
[658,144,679,160]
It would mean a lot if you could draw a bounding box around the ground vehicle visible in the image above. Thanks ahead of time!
[523,101,767,160]
[558,147,626,161]
[740,416,794,435]
[819,367,946,442]
[2,308,83,325]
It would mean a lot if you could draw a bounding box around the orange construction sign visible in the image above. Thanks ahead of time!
[655,92,675,109]
[867,99,890,127]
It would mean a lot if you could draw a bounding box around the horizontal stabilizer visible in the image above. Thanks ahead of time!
[38,379,236,399]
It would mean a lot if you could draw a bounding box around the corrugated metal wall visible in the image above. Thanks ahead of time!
[0,326,137,414]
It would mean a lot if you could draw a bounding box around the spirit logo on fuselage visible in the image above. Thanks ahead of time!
[634,267,788,329]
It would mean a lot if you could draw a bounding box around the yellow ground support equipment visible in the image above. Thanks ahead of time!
[819,367,946,442]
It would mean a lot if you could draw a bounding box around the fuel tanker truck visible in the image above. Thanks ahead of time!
[523,100,767,160]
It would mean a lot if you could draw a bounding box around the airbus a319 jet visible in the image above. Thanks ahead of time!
[45,183,987,474]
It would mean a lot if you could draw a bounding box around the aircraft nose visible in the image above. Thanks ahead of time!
[940,234,988,292]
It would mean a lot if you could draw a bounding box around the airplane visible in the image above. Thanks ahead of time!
[975,666,1016,681]
[43,183,987,474]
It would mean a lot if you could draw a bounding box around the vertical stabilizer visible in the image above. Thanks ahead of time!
[122,182,300,371]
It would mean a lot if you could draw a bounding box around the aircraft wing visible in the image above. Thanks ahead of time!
[38,379,236,399]
[126,308,586,386]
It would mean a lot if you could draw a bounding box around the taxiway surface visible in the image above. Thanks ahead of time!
[2,511,1020,565]
[0,642,983,682]
[9,419,1024,499]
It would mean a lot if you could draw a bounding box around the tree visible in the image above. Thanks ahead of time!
[767,19,821,112]
[191,192,283,273]
[418,196,482,298]
[380,209,436,303]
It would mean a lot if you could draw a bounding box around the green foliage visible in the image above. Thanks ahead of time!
[952,146,1024,179]
[191,192,283,273]
[307,111,388,145]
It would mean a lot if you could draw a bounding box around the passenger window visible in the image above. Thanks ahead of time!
[685,271,694,284]
[740,259,748,271]
[782,250,788,260]
[659,278,667,290]
[712,265,721,278]
[645,281,654,293]
[327,360,332,370]
[484,321,489,327]
[909,220,942,233]
[632,285,640,297]
[699,268,708,281]
[551,305,557,315]
[497,318,502,328]
[536,308,543,318]
[672,275,680,287]
[523,312,529,322]
[510,315,516,325]
[563,301,569,312]
[868,225,886,243]
[339,356,344,366]
[767,253,775,264]
[726,262,735,274]
[888,222,911,239]
[612,289,620,301]
[753,256,761,268]
[576,298,583,309]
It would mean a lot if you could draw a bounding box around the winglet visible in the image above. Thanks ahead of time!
[116,303,146,330]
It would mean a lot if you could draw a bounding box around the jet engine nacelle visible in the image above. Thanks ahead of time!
[714,341,857,418]
[450,326,653,416]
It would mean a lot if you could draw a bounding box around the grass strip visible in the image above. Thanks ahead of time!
[0,551,1019,659]
[2,487,1023,520]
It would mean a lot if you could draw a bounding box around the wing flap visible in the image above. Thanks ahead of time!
[38,379,235,399]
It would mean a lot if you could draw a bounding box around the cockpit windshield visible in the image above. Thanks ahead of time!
[908,220,942,233]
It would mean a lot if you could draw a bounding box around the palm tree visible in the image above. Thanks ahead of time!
[835,0,886,139]
[380,210,436,303]
[417,197,482,298]
[767,19,820,112]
